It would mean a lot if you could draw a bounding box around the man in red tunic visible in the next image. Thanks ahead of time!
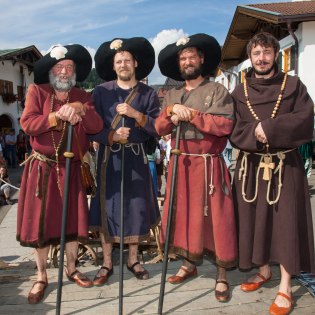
[16,44,103,304]
[230,32,315,315]
[155,34,237,302]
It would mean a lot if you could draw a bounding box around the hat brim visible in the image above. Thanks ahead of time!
[34,44,92,84]
[158,33,221,81]
[95,37,155,81]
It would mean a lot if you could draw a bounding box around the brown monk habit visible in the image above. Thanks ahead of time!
[230,67,315,275]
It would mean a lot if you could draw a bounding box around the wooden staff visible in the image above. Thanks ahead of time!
[158,122,182,315]
[56,124,74,315]
[119,116,127,315]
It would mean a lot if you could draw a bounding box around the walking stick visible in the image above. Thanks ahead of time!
[158,122,182,315]
[56,124,74,315]
[119,116,128,315]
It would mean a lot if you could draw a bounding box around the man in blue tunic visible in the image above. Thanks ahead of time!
[89,37,161,285]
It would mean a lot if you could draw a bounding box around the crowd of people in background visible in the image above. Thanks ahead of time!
[0,129,30,169]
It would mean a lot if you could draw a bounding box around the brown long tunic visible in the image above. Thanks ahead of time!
[16,84,103,248]
[155,80,238,267]
[230,69,315,275]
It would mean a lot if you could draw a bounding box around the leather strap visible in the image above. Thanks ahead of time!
[110,85,138,130]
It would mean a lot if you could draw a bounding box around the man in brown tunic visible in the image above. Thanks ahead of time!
[230,32,315,315]
[16,45,103,304]
[156,33,237,302]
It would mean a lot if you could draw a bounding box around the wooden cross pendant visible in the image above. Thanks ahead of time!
[259,155,275,181]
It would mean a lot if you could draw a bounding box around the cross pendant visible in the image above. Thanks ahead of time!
[259,155,275,181]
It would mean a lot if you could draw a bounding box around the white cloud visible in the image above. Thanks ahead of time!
[149,29,188,85]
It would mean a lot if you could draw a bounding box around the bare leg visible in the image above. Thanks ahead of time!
[273,264,292,308]
[65,241,78,275]
[245,263,271,283]
[216,266,228,292]
[96,232,113,277]
[29,246,49,294]
[174,259,195,276]
[128,244,145,272]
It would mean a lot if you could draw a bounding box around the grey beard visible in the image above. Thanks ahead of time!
[49,72,76,92]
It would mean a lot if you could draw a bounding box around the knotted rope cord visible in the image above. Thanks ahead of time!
[20,150,56,175]
[239,149,294,205]
[181,152,218,216]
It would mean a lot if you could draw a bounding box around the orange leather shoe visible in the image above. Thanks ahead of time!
[269,292,293,315]
[241,272,272,292]
[167,266,197,284]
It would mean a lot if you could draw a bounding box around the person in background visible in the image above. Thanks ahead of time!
[16,44,103,304]
[0,165,12,205]
[298,141,313,178]
[16,129,27,162]
[5,129,16,168]
[230,32,315,315]
[155,33,237,302]
[146,137,160,198]
[89,37,161,285]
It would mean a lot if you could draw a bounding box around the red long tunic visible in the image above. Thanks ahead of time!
[155,81,237,267]
[16,84,103,248]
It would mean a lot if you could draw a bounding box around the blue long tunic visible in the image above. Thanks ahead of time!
[89,81,161,243]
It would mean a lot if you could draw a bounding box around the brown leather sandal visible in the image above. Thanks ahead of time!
[28,280,48,304]
[66,269,93,288]
[215,280,230,302]
[93,266,113,286]
[127,261,149,280]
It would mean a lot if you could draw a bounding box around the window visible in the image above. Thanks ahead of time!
[283,46,295,72]
[227,74,231,90]
[0,80,13,94]
[238,69,247,84]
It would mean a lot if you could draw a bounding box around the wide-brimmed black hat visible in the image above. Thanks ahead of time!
[34,44,92,84]
[158,33,221,81]
[94,37,155,81]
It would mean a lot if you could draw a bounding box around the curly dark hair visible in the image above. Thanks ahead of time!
[247,32,280,56]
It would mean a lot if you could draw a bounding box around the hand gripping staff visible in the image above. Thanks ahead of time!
[158,122,182,314]
[56,124,74,315]
[117,87,138,315]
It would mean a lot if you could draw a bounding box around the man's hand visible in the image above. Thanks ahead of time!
[172,104,195,121]
[170,114,180,126]
[116,103,138,118]
[255,122,268,143]
[113,127,130,143]
[55,104,82,125]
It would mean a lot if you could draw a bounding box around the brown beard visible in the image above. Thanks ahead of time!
[252,61,276,76]
[117,71,132,81]
[180,64,202,80]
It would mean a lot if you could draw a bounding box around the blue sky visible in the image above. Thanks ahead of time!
[0,0,290,84]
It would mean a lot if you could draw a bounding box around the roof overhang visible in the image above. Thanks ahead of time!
[220,4,315,70]
[0,45,42,71]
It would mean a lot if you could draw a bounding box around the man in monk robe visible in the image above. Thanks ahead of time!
[89,37,161,284]
[230,32,315,315]
[155,33,237,302]
[16,45,103,304]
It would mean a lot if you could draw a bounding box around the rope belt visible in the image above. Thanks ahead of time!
[20,150,57,197]
[181,152,222,216]
[110,142,148,164]
[239,149,295,205]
